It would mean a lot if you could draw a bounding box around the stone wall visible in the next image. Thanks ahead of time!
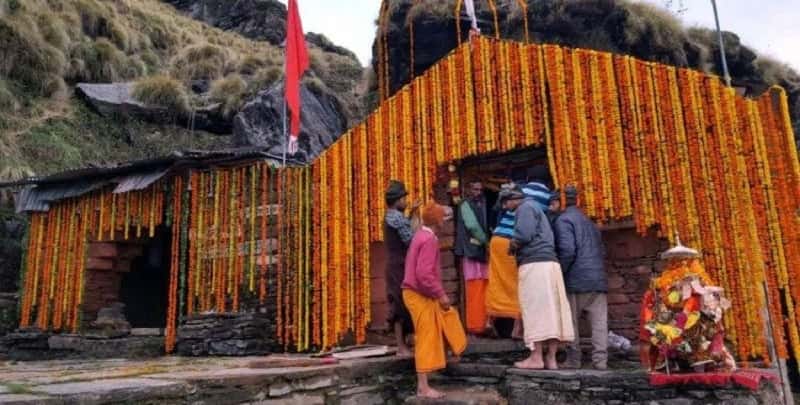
[601,225,669,341]
[176,313,278,356]
[0,331,164,361]
[504,368,781,405]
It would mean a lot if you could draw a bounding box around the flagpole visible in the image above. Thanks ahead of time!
[710,0,731,87]
[282,90,288,167]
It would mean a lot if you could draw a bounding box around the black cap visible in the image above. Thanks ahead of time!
[385,180,408,203]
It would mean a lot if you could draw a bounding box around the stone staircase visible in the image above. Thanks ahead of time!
[404,386,506,405]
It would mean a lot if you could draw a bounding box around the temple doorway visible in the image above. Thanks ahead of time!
[119,226,170,329]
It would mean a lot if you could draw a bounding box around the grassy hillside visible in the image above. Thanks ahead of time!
[0,0,364,180]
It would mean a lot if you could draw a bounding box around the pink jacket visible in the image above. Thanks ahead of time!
[402,227,445,299]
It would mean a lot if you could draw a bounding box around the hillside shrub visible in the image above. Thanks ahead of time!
[209,74,247,118]
[132,75,190,115]
[171,43,230,81]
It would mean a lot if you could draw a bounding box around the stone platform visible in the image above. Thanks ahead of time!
[0,351,784,404]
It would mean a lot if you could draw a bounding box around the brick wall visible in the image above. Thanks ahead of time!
[81,241,144,326]
[600,225,669,340]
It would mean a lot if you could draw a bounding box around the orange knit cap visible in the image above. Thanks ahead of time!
[421,202,446,227]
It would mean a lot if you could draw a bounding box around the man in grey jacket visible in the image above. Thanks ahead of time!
[508,188,575,370]
[554,186,608,370]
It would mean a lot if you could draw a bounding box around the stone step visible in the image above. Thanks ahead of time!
[404,386,506,405]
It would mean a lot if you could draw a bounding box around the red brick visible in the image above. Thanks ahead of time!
[86,257,114,271]
[607,275,625,290]
[441,266,458,282]
[608,303,641,319]
[370,277,387,304]
[88,243,119,259]
[440,251,455,268]
[607,293,631,304]
[114,259,132,273]
[442,280,460,296]
[634,264,653,275]
[117,245,143,259]
[439,236,454,250]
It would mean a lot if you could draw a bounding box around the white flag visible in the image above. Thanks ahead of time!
[464,0,479,31]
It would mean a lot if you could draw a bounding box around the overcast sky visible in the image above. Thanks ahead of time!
[279,1,799,71]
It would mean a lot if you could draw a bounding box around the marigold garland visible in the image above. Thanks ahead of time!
[17,36,800,362]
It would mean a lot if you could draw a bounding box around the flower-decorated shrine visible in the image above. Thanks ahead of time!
[7,35,800,372]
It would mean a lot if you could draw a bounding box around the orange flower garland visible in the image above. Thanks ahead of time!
[17,35,800,361]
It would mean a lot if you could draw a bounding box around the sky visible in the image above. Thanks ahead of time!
[280,1,800,71]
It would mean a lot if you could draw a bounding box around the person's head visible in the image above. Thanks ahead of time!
[564,185,579,207]
[421,202,447,234]
[466,180,483,201]
[549,190,561,212]
[385,180,409,210]
[500,190,525,211]
[526,165,552,187]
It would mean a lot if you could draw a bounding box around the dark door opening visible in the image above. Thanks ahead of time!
[119,225,171,328]
[457,147,551,337]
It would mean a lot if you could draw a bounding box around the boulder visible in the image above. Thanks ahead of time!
[89,302,131,338]
[233,82,348,163]
[374,0,800,136]
[76,83,232,135]
[163,0,287,45]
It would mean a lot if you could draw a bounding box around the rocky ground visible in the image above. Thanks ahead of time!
[0,338,783,405]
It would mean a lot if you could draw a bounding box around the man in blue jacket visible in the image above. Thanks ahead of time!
[553,185,608,370]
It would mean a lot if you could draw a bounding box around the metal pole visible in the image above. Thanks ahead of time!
[710,0,732,87]
[282,95,287,167]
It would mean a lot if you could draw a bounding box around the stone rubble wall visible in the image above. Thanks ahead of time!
[503,368,781,405]
[176,313,278,356]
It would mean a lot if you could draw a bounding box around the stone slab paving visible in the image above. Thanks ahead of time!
[0,394,60,405]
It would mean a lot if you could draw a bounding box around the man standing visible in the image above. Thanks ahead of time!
[547,190,561,226]
[554,185,608,370]
[403,202,467,399]
[521,166,554,211]
[384,180,418,356]
[507,188,574,369]
[454,180,490,335]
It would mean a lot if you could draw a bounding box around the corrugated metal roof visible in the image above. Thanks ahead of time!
[113,170,168,194]
[8,147,302,213]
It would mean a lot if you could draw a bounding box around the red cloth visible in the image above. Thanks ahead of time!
[650,369,780,391]
[402,228,445,299]
[284,0,309,137]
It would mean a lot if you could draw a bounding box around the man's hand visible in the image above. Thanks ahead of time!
[410,199,423,210]
[439,295,451,311]
[508,240,519,255]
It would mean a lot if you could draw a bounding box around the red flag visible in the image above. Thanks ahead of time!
[285,0,309,142]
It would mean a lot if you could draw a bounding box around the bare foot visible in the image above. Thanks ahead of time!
[448,355,461,364]
[396,347,412,357]
[417,387,446,399]
[545,359,558,370]
[514,358,545,369]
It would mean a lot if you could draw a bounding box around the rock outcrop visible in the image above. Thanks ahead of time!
[76,83,232,135]
[233,82,348,163]
[374,1,800,135]
[162,0,287,45]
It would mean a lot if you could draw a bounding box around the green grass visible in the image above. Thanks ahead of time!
[209,74,247,118]
[2,383,31,395]
[132,75,191,115]
[17,101,227,176]
[0,0,363,175]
